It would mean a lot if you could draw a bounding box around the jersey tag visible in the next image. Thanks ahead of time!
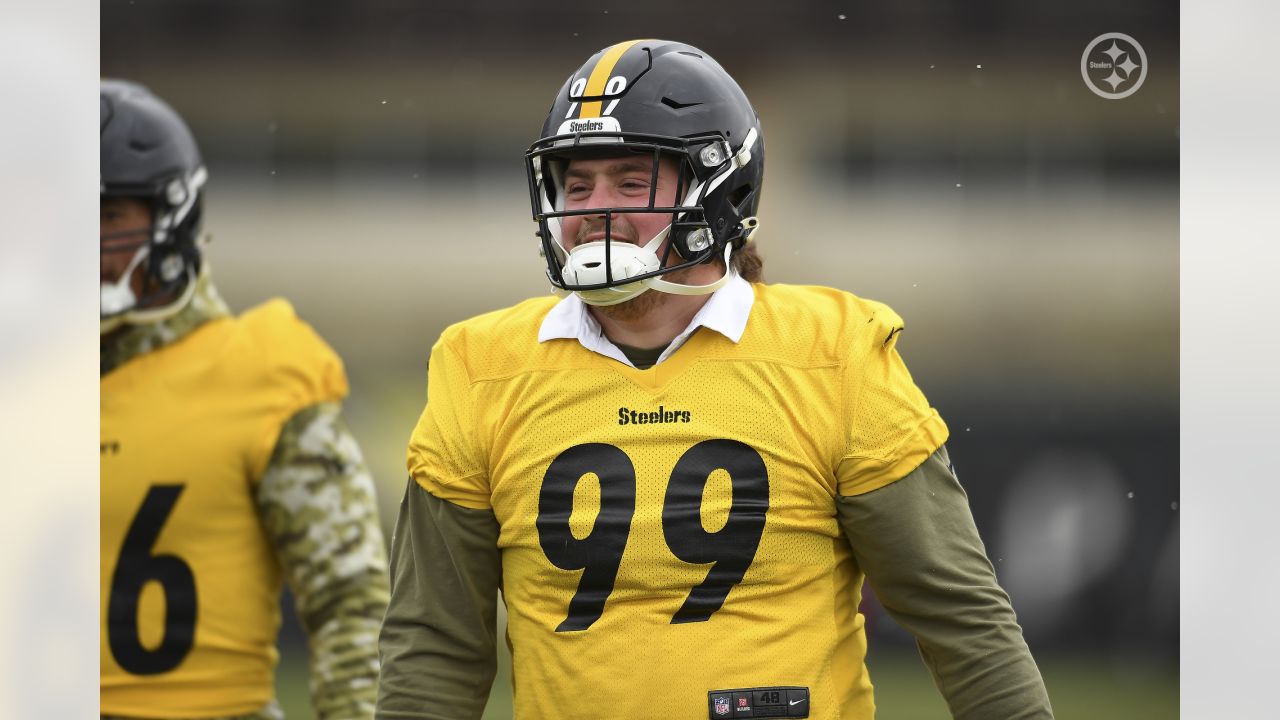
[708,686,809,718]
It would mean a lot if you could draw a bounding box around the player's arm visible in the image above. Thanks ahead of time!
[837,446,1054,719]
[375,477,502,720]
[256,401,390,720]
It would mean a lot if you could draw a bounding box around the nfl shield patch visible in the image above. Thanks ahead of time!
[714,695,731,717]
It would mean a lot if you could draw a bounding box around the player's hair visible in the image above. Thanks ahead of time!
[731,243,764,282]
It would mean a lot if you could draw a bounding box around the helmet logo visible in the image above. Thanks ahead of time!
[555,116,622,136]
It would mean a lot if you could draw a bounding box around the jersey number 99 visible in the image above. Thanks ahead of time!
[536,440,769,632]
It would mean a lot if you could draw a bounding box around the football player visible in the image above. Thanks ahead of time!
[100,79,389,720]
[377,40,1054,719]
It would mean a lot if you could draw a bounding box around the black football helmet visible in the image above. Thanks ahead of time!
[526,39,764,301]
[100,79,207,333]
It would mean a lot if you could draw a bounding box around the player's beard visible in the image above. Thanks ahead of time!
[595,274,673,322]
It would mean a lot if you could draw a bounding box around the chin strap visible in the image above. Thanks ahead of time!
[100,243,151,320]
[572,241,735,307]
[647,242,735,296]
[100,265,200,335]
[100,236,208,335]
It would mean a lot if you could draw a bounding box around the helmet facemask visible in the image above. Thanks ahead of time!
[527,129,757,306]
[100,167,207,334]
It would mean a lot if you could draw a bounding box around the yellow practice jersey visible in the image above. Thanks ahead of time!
[101,299,348,717]
[408,283,949,720]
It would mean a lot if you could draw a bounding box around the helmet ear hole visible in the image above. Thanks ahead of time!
[729,184,755,214]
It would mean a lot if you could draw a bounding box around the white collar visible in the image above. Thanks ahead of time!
[537,273,754,367]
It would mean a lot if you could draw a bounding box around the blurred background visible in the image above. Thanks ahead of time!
[103,1,1177,717]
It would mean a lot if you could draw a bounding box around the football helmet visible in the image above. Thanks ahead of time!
[526,39,764,306]
[100,79,207,334]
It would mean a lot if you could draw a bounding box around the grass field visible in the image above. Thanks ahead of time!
[276,648,1177,719]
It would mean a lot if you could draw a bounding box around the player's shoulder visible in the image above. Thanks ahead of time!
[231,297,347,390]
[237,296,303,332]
[749,283,906,362]
[435,295,560,373]
[235,297,331,349]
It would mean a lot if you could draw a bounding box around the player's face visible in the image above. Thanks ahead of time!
[560,155,680,256]
[100,197,152,289]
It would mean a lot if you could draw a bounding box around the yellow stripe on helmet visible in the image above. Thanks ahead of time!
[579,39,645,118]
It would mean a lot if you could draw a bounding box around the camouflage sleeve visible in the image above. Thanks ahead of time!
[257,401,391,720]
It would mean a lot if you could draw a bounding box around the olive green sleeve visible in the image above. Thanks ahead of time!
[837,446,1055,719]
[257,402,390,720]
[376,478,502,720]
